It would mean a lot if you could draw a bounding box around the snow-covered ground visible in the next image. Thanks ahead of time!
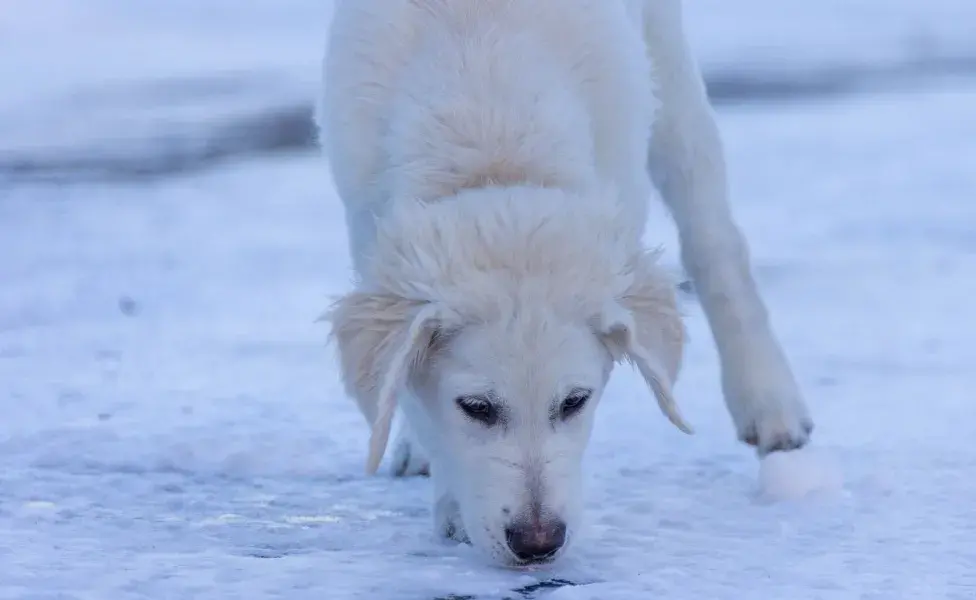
[2,2,976,599]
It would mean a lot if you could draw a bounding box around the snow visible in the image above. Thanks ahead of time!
[757,448,844,502]
[3,2,976,599]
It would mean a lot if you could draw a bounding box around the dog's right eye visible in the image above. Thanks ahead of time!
[559,387,592,420]
[455,395,498,426]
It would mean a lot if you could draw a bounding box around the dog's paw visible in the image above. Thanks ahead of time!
[741,412,814,456]
[390,437,431,477]
[441,515,469,544]
[725,377,814,456]
[435,493,468,544]
[390,424,431,477]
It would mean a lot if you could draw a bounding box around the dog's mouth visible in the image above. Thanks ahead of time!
[494,546,558,570]
[509,551,559,568]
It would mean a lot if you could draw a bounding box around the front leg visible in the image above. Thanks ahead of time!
[390,411,431,477]
[641,0,813,454]
[433,474,468,544]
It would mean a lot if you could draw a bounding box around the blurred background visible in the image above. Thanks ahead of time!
[3,0,976,183]
[2,2,975,598]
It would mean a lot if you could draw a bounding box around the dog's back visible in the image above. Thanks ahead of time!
[319,0,657,248]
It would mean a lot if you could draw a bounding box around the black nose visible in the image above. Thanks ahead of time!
[504,519,567,562]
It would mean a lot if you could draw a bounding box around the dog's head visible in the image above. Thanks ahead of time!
[326,186,689,565]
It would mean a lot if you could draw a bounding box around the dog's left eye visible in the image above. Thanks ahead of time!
[560,388,592,420]
[456,395,498,426]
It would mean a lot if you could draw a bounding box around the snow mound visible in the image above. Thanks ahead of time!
[758,447,844,501]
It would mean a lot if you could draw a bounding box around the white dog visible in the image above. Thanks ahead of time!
[317,0,813,566]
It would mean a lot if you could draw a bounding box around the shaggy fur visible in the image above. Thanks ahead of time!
[317,0,813,566]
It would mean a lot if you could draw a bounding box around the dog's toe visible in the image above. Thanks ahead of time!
[391,437,431,478]
[442,519,470,544]
[435,493,469,544]
[742,416,814,456]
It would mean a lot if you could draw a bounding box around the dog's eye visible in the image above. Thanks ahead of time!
[560,388,592,420]
[455,395,498,426]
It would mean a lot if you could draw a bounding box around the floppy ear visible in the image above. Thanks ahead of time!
[595,255,693,434]
[325,291,444,474]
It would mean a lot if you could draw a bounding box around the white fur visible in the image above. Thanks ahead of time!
[317,0,813,566]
